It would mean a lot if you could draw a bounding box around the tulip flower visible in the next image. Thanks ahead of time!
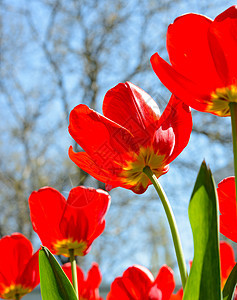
[220,241,236,289]
[217,176,237,242]
[107,264,182,300]
[151,6,237,117]
[220,241,237,299]
[68,82,192,194]
[0,233,39,300]
[170,289,183,300]
[62,262,103,300]
[29,186,110,257]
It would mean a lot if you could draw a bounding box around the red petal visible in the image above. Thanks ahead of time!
[28,187,66,250]
[129,179,153,195]
[150,53,209,112]
[107,281,132,300]
[103,82,160,147]
[208,6,237,86]
[170,289,183,300]
[87,221,106,251]
[217,177,237,242]
[60,187,110,250]
[157,95,192,163]
[152,125,175,161]
[220,216,237,243]
[69,147,149,194]
[19,250,40,289]
[86,263,102,289]
[68,148,121,185]
[148,285,162,300]
[167,13,223,89]
[218,177,236,214]
[67,186,110,209]
[107,265,154,299]
[0,233,33,287]
[69,104,137,161]
[153,265,175,300]
[220,241,235,281]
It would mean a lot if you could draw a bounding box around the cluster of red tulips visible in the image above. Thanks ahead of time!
[1,5,237,300]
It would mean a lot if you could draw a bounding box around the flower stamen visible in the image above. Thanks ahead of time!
[209,85,237,116]
[120,147,168,192]
[2,285,31,300]
[53,238,87,257]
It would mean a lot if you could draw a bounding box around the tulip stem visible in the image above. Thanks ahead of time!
[230,102,237,204]
[143,166,188,288]
[69,249,78,299]
[15,294,20,300]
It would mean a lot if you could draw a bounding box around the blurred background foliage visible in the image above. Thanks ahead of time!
[0,0,236,286]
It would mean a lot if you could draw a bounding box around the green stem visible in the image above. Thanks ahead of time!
[143,166,188,288]
[69,249,78,299]
[15,294,20,300]
[230,102,237,204]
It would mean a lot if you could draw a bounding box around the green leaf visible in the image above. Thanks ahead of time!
[183,161,222,300]
[39,246,78,300]
[223,263,237,300]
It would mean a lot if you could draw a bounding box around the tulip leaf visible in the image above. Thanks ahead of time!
[222,263,237,300]
[183,161,222,300]
[39,246,78,300]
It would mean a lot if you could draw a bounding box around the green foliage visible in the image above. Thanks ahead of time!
[183,161,222,300]
[39,246,78,300]
[222,263,237,300]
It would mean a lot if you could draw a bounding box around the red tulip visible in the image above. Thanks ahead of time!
[29,186,110,256]
[107,265,181,300]
[151,6,237,117]
[170,289,183,300]
[220,241,236,289]
[220,241,237,299]
[217,176,237,242]
[62,262,103,300]
[0,233,39,300]
[69,82,192,194]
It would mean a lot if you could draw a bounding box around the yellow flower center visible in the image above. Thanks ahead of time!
[209,85,237,116]
[53,238,87,257]
[120,147,168,190]
[2,284,31,299]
